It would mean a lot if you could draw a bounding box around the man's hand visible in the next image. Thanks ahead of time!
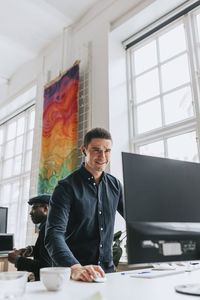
[8,250,21,264]
[16,248,27,256]
[70,264,105,282]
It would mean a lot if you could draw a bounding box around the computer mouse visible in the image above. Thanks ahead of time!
[92,275,107,283]
[93,276,106,283]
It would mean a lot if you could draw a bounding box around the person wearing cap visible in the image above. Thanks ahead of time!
[8,195,52,281]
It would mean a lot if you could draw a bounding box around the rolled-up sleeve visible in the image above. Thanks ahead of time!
[45,182,79,267]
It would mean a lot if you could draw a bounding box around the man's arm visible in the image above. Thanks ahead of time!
[8,251,40,280]
[45,182,105,282]
[45,183,80,267]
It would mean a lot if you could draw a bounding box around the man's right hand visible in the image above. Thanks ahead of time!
[70,264,105,282]
[14,248,27,256]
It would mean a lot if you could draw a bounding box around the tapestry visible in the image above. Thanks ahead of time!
[38,62,79,194]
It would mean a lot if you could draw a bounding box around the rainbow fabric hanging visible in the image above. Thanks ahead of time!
[38,62,79,194]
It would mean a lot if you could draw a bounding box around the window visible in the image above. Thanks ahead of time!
[0,88,36,248]
[126,7,200,163]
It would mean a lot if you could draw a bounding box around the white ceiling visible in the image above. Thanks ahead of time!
[0,0,99,84]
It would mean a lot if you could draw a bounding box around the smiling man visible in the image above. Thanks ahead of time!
[45,128,124,282]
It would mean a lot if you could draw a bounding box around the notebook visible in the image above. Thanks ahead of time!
[0,234,14,254]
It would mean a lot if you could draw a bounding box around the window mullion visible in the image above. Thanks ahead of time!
[185,13,200,160]
[126,49,135,152]
[156,36,165,128]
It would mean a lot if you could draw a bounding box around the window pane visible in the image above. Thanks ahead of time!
[133,40,157,74]
[196,14,200,42]
[4,140,15,159]
[161,54,190,92]
[23,178,30,200]
[8,201,18,232]
[3,158,13,178]
[28,110,35,130]
[1,183,11,206]
[15,136,23,155]
[13,155,22,175]
[159,24,186,62]
[7,122,16,141]
[135,68,159,103]
[167,132,198,162]
[17,117,25,136]
[19,178,30,246]
[26,131,33,150]
[0,128,3,144]
[137,98,162,133]
[25,151,32,172]
[164,86,194,125]
[139,140,164,157]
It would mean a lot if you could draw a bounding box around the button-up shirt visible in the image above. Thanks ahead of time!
[45,163,124,272]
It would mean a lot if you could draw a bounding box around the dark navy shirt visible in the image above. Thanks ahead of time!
[45,163,124,272]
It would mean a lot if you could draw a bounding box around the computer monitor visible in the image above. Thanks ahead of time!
[122,152,200,266]
[0,207,8,233]
[0,234,13,254]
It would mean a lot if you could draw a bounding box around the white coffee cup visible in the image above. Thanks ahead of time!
[40,267,71,291]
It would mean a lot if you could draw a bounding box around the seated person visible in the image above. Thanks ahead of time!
[8,195,52,281]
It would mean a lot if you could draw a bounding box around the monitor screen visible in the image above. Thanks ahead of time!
[0,234,13,253]
[0,207,8,233]
[122,152,200,265]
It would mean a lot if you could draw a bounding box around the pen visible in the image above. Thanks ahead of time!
[121,271,151,275]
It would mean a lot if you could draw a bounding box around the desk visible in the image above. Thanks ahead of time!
[24,269,200,300]
[0,255,8,271]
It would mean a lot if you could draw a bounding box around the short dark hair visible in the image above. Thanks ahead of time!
[83,128,112,148]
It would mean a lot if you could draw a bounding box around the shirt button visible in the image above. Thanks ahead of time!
[100,244,103,248]
[100,227,103,231]
[93,182,96,185]
[98,261,101,265]
[88,178,90,181]
[99,211,102,215]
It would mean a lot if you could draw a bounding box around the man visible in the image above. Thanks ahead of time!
[8,195,52,281]
[45,128,123,282]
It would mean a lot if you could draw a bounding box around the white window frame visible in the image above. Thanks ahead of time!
[126,6,200,160]
[0,86,36,248]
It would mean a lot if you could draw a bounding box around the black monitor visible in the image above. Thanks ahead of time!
[0,207,8,233]
[122,152,200,266]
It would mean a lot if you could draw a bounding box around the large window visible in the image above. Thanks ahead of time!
[0,88,36,248]
[126,6,200,162]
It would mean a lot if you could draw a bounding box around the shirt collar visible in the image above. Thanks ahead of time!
[79,162,105,182]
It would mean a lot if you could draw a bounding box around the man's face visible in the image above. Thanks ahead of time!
[30,203,48,224]
[82,138,112,174]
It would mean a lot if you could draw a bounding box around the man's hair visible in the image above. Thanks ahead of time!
[83,128,112,148]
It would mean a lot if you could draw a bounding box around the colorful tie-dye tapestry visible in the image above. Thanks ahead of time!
[38,62,79,194]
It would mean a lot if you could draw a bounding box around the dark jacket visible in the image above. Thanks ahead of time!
[16,219,51,280]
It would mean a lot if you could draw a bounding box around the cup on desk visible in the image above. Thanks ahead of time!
[0,271,27,299]
[40,267,71,291]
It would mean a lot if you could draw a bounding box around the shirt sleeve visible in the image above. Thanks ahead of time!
[45,182,80,267]
[16,256,40,280]
[117,181,124,218]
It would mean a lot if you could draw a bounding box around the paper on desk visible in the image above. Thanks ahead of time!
[83,291,103,300]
